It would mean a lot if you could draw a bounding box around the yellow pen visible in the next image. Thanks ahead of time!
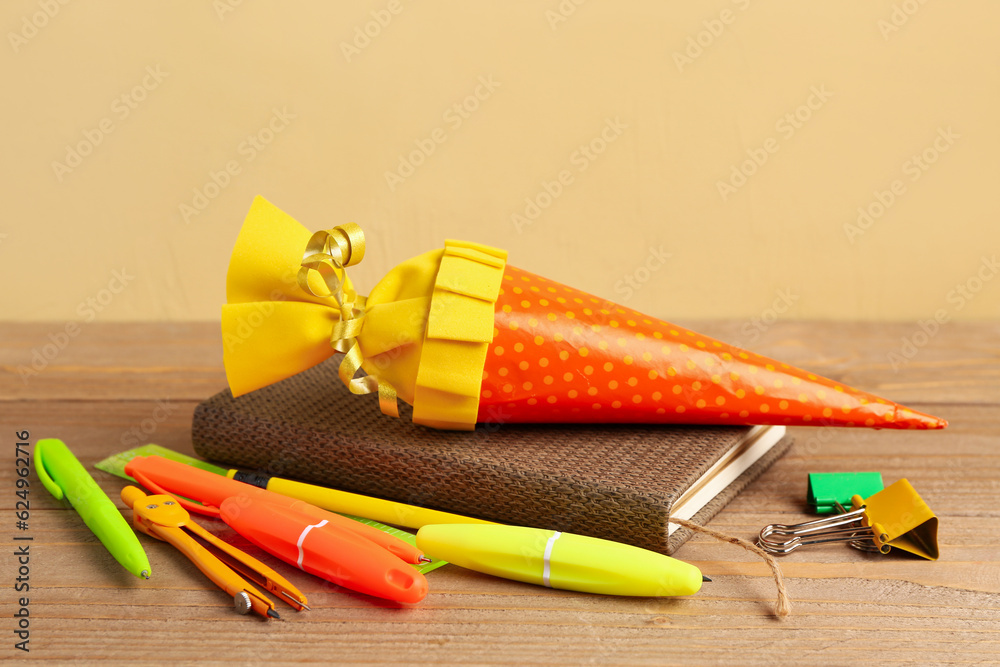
[225,470,495,529]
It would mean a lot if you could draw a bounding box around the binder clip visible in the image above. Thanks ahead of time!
[807,472,884,514]
[758,478,939,560]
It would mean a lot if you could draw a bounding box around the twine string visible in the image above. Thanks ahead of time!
[668,517,791,618]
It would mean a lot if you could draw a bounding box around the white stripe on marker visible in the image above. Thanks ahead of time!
[542,531,562,588]
[296,519,328,568]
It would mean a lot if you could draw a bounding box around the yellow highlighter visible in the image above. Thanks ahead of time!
[416,524,707,596]
[226,470,495,529]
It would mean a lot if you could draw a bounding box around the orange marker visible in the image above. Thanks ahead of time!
[220,497,427,604]
[125,455,429,603]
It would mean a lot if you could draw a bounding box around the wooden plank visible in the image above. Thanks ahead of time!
[692,320,1000,407]
[0,322,227,401]
[1,322,998,664]
[2,320,998,404]
[4,399,999,662]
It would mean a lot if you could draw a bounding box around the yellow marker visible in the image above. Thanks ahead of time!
[227,470,495,529]
[416,524,706,596]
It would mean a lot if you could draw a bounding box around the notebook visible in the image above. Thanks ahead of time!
[191,358,792,554]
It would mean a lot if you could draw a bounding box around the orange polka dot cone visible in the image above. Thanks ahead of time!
[480,265,944,430]
[223,197,947,432]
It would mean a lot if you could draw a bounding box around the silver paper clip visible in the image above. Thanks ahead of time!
[757,502,888,555]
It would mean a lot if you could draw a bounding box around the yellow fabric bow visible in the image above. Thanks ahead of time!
[222,196,397,416]
[221,196,507,430]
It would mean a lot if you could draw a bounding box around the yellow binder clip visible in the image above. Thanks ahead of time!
[758,479,939,560]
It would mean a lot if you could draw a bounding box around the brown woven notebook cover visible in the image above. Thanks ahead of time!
[192,359,792,554]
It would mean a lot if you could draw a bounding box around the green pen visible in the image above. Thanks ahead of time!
[416,524,707,596]
[35,439,151,579]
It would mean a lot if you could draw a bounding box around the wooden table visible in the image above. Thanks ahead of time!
[2,321,998,665]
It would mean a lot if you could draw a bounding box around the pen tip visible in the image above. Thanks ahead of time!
[141,570,150,579]
[267,608,280,620]
[419,556,433,564]
[702,575,712,582]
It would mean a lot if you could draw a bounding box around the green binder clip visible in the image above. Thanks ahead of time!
[808,472,884,514]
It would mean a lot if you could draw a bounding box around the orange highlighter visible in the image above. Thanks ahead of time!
[124,455,429,603]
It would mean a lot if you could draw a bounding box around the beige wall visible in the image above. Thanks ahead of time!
[2,1,998,324]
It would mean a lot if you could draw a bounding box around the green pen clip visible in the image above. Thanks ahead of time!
[807,472,884,514]
[35,443,66,500]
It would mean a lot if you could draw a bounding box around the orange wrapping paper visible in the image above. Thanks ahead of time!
[479,265,944,430]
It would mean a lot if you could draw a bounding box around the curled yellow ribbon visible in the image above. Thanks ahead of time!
[296,224,399,418]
